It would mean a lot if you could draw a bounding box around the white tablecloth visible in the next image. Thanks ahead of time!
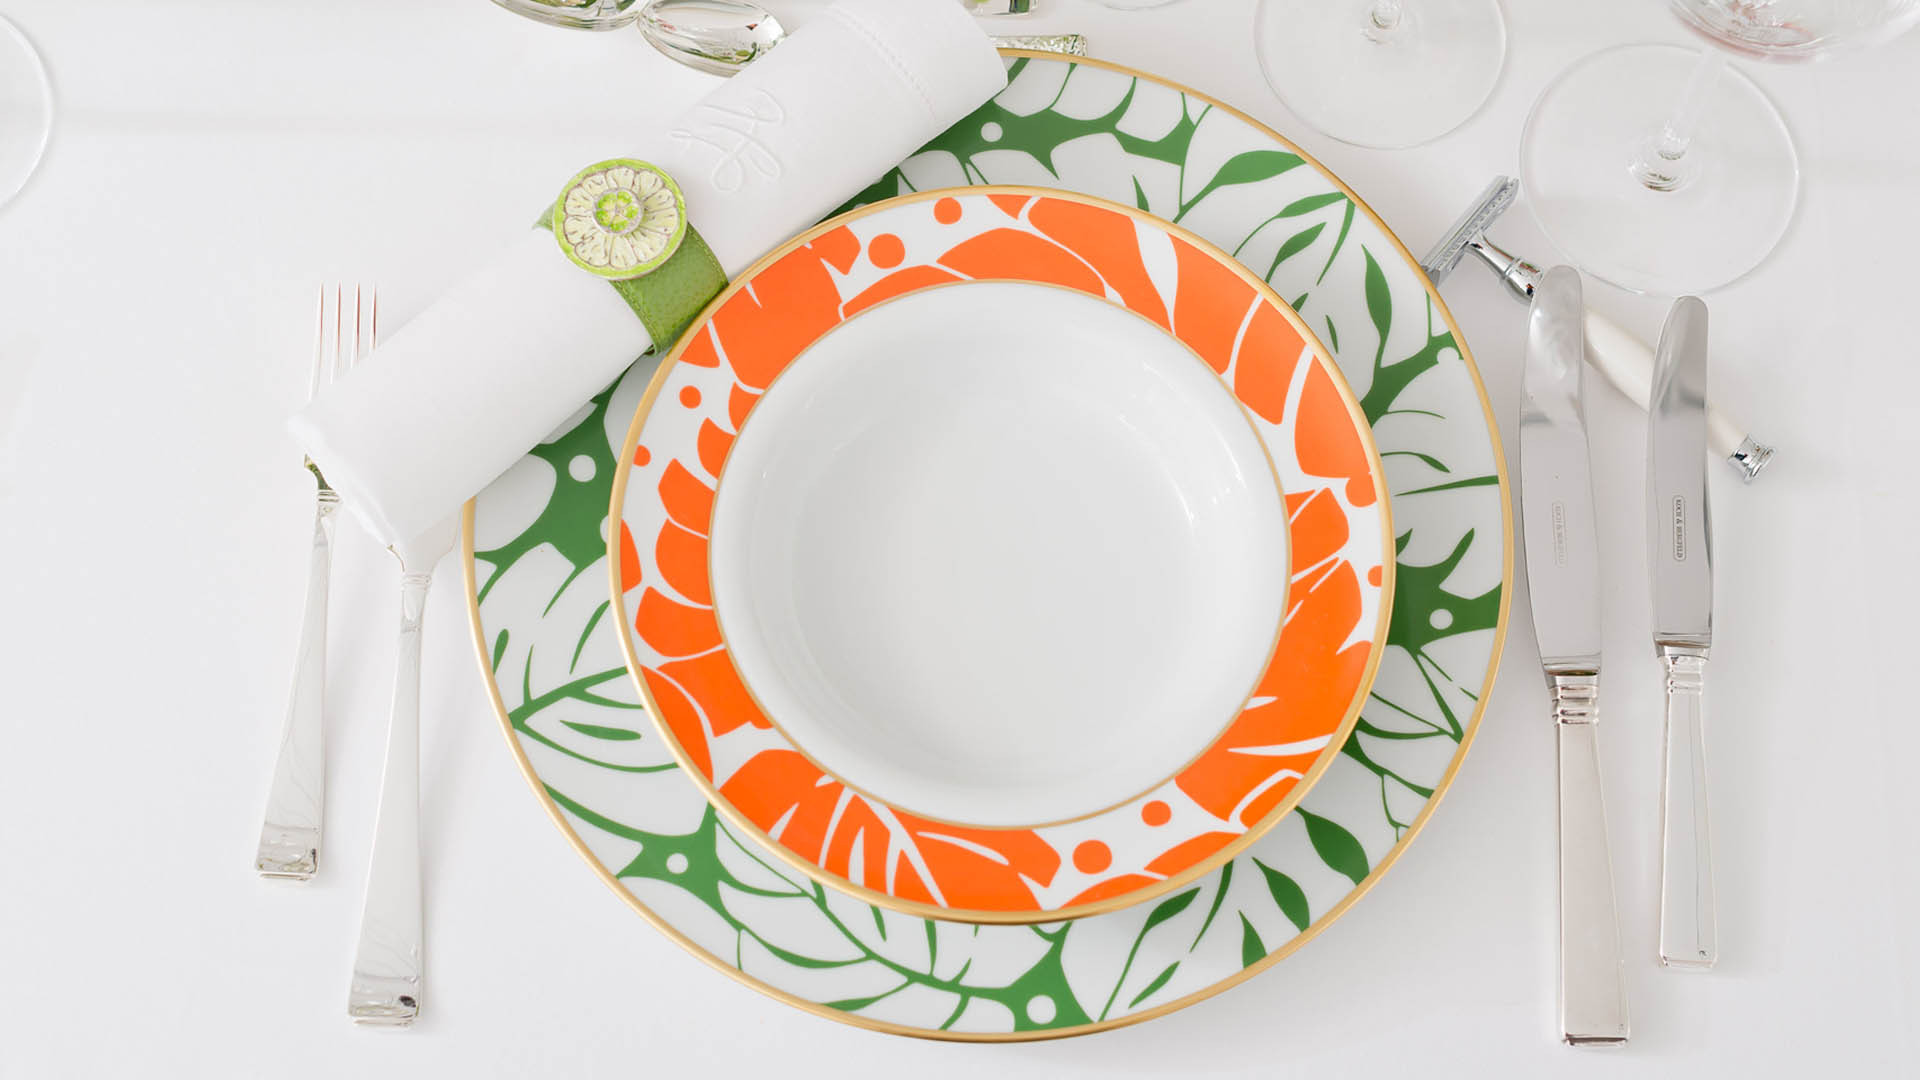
[2,1,1915,1076]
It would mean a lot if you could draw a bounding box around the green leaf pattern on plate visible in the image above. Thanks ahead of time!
[469,57,1507,1038]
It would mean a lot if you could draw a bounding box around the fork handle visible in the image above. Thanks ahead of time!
[254,493,338,879]
[348,570,430,1026]
[1658,645,1716,968]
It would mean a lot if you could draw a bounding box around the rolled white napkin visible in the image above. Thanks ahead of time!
[291,0,1006,547]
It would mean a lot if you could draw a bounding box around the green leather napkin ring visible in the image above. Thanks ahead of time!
[539,158,726,350]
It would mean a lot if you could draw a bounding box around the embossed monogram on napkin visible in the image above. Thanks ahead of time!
[670,90,786,193]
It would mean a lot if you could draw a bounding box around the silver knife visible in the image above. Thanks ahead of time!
[1649,296,1717,969]
[1520,266,1630,1046]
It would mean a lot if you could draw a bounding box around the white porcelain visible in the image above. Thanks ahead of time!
[709,281,1290,827]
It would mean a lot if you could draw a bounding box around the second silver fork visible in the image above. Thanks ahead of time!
[347,511,458,1026]
[255,286,376,880]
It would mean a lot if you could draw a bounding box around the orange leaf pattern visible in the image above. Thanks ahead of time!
[615,192,1389,917]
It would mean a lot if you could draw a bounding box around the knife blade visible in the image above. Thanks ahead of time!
[1649,296,1717,969]
[1520,266,1630,1046]
[1521,267,1603,672]
[1649,297,1714,648]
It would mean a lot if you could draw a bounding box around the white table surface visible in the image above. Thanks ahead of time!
[3,1,1916,1075]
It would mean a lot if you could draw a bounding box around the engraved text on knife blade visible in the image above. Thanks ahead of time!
[1552,500,1568,566]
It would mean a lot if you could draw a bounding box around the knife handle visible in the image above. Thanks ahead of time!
[1550,672,1630,1047]
[1658,645,1716,969]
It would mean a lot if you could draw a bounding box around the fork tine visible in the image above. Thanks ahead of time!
[333,284,346,383]
[305,284,376,390]
[308,285,326,402]
[354,284,372,366]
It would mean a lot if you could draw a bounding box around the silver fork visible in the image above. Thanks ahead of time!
[255,286,375,879]
[348,511,459,1026]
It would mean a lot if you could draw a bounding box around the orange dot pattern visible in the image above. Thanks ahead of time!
[868,233,905,269]
[1073,841,1112,874]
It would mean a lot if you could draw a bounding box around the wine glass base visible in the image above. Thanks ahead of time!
[1520,43,1799,296]
[1256,0,1506,150]
[0,15,52,212]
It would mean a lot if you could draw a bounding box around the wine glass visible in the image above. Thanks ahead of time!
[0,14,52,212]
[1520,1,1920,296]
[1255,0,1507,149]
[490,0,643,30]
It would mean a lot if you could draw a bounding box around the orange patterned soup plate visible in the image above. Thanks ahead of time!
[610,188,1393,924]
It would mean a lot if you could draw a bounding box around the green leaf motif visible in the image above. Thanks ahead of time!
[1316,201,1356,285]
[826,989,902,1012]
[1363,247,1393,354]
[1252,858,1311,933]
[564,788,1103,1032]
[1264,221,1325,283]
[1300,810,1370,886]
[1339,735,1436,801]
[843,70,1200,218]
[558,720,641,741]
[1099,886,1202,1020]
[1358,290,1459,428]
[1128,962,1181,1009]
[1387,529,1502,665]
[1142,886,1201,936]
[473,381,623,605]
[1277,191,1346,218]
[1188,859,1234,948]
[1181,150,1303,217]
[1238,914,1266,969]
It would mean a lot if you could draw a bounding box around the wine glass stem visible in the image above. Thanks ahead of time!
[1632,49,1726,192]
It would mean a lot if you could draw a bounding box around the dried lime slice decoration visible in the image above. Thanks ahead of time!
[553,159,687,280]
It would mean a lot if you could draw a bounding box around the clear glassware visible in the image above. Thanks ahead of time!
[1255,0,1507,149]
[0,14,52,212]
[490,0,644,30]
[1520,1,1920,296]
[1673,0,1920,58]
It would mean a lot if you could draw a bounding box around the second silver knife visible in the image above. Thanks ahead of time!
[1649,296,1717,970]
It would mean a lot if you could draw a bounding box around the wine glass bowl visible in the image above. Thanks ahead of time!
[1671,0,1920,60]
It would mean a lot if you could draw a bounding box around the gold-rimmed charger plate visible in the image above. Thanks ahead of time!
[465,52,1510,1039]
